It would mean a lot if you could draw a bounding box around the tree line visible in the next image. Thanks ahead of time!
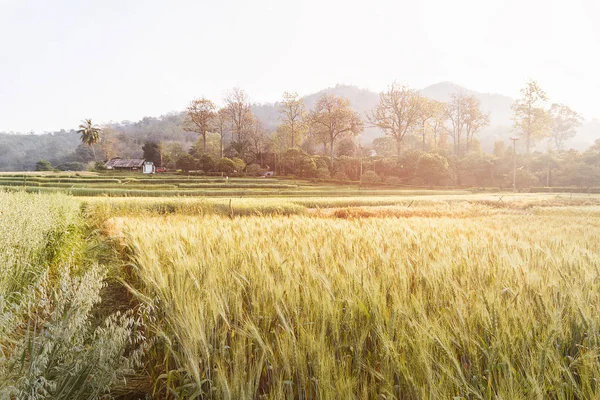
[29,80,599,188]
[129,80,595,188]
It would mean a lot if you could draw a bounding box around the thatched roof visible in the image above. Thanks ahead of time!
[105,158,145,168]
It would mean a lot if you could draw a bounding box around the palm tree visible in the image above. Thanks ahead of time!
[77,119,101,161]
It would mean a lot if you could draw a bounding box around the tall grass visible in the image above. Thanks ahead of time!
[0,191,146,398]
[0,191,79,295]
[122,212,600,399]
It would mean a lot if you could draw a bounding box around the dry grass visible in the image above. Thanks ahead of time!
[117,203,600,399]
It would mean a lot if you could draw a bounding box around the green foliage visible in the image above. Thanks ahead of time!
[512,80,551,153]
[176,154,196,172]
[231,157,246,172]
[77,119,101,160]
[316,167,331,179]
[198,153,215,172]
[35,160,53,171]
[459,152,494,186]
[360,170,381,184]
[415,152,449,185]
[332,170,350,181]
[280,148,317,178]
[142,141,162,167]
[493,140,505,157]
[372,136,397,157]
[56,161,86,171]
[245,163,265,176]
[332,156,359,181]
[215,157,236,173]
[335,137,356,157]
[510,168,539,189]
[93,161,107,171]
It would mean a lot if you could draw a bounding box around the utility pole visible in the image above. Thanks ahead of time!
[358,144,363,180]
[510,137,519,193]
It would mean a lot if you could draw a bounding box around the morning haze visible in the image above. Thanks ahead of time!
[1,0,599,133]
[1,2,600,397]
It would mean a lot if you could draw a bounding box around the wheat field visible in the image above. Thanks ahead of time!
[3,188,600,398]
[119,207,600,399]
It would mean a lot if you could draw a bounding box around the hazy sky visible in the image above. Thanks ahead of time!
[1,0,599,132]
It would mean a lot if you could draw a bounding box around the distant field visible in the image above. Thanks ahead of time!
[0,172,476,197]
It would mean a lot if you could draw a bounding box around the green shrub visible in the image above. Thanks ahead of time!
[215,157,236,173]
[332,171,350,181]
[361,170,381,184]
[316,167,331,179]
[94,161,107,171]
[245,164,265,176]
[35,160,53,171]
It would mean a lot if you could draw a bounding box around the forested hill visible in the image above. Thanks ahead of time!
[1,83,598,171]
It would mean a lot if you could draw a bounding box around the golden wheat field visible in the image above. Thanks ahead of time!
[111,197,600,399]
[4,189,600,399]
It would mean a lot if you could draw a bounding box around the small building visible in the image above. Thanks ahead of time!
[263,171,274,178]
[105,158,146,171]
[142,161,155,174]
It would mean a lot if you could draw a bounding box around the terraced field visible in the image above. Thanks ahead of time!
[0,172,473,197]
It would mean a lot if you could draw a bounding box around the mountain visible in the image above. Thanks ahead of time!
[421,82,514,127]
[253,85,381,144]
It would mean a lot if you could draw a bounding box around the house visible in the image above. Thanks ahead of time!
[142,161,155,174]
[105,158,146,171]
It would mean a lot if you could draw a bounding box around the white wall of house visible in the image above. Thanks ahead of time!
[142,162,155,174]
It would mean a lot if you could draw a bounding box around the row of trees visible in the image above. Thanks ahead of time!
[180,88,364,164]
[151,139,600,189]
[69,79,594,188]
[512,81,583,153]
[178,80,582,167]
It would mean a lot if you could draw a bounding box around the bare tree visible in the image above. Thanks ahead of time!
[99,125,118,160]
[549,103,583,151]
[214,107,229,159]
[447,92,467,157]
[512,80,551,154]
[309,94,363,163]
[368,83,421,158]
[279,91,307,148]
[416,97,437,151]
[463,96,490,153]
[249,118,268,167]
[224,87,254,158]
[430,100,448,149]
[182,98,216,154]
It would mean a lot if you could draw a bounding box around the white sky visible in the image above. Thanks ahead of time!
[1,0,599,132]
